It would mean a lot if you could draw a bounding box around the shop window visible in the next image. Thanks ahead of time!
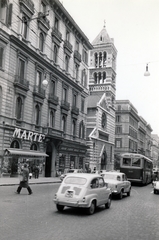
[30,143,38,150]
[10,140,20,148]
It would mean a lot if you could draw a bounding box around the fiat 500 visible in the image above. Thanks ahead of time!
[101,171,131,199]
[54,173,112,215]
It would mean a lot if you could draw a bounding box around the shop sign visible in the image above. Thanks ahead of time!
[13,128,45,142]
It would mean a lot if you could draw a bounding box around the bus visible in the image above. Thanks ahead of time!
[120,153,153,185]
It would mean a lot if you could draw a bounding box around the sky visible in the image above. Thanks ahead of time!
[61,0,159,136]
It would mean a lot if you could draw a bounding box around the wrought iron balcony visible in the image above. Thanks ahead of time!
[52,27,62,44]
[61,100,70,111]
[64,40,73,54]
[33,85,45,99]
[48,93,59,105]
[74,50,81,63]
[14,75,29,92]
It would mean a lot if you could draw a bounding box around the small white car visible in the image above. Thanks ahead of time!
[54,173,112,215]
[153,181,159,194]
[60,168,83,181]
[101,171,131,199]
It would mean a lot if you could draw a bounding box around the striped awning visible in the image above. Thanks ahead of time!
[4,148,48,158]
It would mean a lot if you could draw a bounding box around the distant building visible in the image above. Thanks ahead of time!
[151,134,159,168]
[86,24,117,171]
[0,0,92,177]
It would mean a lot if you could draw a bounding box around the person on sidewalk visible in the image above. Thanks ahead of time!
[34,165,39,179]
[15,163,33,195]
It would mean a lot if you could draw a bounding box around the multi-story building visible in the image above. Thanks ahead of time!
[151,134,159,168]
[0,0,92,177]
[86,25,117,171]
[114,100,153,169]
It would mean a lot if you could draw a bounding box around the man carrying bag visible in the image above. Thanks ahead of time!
[15,163,33,195]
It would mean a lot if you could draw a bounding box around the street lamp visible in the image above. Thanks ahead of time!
[144,63,150,76]
[42,78,49,90]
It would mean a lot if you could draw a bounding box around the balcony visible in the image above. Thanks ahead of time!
[14,75,29,96]
[48,93,59,106]
[52,27,62,46]
[33,85,45,103]
[74,50,81,64]
[37,12,50,33]
[19,0,34,18]
[71,106,79,115]
[61,100,70,111]
[64,40,73,56]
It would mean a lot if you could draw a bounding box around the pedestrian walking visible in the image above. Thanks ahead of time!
[15,163,33,195]
[34,165,39,179]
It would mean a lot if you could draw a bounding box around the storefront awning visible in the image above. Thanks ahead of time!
[4,148,49,158]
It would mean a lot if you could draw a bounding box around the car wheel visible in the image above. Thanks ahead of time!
[56,204,64,212]
[127,188,131,197]
[105,196,111,209]
[87,200,96,215]
[119,190,123,199]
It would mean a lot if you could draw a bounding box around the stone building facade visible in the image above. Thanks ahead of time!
[0,0,92,177]
[86,25,117,171]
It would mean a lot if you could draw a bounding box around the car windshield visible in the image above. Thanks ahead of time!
[67,169,75,173]
[64,176,87,185]
[103,174,121,181]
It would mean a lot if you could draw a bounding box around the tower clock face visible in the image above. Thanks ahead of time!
[102,112,106,128]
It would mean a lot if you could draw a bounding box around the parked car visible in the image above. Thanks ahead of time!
[54,173,112,215]
[153,181,159,194]
[60,168,83,181]
[101,171,131,199]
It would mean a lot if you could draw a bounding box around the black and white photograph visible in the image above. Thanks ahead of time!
[0,0,159,239]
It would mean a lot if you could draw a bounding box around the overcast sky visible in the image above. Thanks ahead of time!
[61,0,159,135]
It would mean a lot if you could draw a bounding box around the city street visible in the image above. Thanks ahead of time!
[0,183,159,240]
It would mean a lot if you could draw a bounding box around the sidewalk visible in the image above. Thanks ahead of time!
[0,176,61,186]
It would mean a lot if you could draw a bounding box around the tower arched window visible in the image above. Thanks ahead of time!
[103,52,107,66]
[94,72,97,83]
[16,96,23,120]
[103,72,106,82]
[94,53,98,67]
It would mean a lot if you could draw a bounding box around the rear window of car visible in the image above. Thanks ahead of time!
[67,169,75,173]
[103,174,120,180]
[64,176,87,185]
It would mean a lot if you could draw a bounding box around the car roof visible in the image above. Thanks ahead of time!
[64,173,101,180]
[103,171,124,176]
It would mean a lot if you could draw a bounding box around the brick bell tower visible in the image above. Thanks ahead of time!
[89,22,117,106]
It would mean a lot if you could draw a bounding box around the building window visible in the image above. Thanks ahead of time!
[62,115,66,132]
[75,63,79,81]
[10,140,20,148]
[50,109,55,128]
[41,1,46,13]
[75,41,79,51]
[0,0,8,24]
[30,143,38,150]
[81,98,85,112]
[82,49,88,64]
[16,96,23,120]
[116,115,121,122]
[116,139,122,148]
[102,112,107,128]
[54,17,58,30]
[65,55,69,72]
[66,30,70,41]
[0,40,6,69]
[22,16,28,39]
[115,126,122,134]
[39,32,44,52]
[73,94,77,107]
[35,104,40,125]
[18,59,25,81]
[82,69,87,87]
[36,70,42,91]
[79,120,85,139]
[50,80,55,95]
[63,87,67,101]
[53,44,58,63]
[72,119,76,136]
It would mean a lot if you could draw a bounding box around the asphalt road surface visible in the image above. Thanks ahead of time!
[0,183,159,240]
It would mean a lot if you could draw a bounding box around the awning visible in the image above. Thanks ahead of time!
[4,148,49,158]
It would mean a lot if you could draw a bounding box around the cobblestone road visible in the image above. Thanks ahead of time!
[0,183,159,240]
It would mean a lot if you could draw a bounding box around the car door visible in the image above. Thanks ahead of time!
[90,177,102,205]
[98,177,109,205]
[122,174,129,192]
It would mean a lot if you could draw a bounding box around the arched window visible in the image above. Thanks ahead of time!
[35,104,40,125]
[103,52,107,66]
[30,143,38,150]
[50,110,55,127]
[39,32,44,52]
[103,72,106,82]
[10,140,20,148]
[16,96,22,120]
[62,115,66,132]
[72,119,76,136]
[94,72,97,83]
[94,53,98,67]
[65,55,69,72]
[54,45,58,63]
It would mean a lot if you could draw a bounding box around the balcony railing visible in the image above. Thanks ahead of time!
[48,93,59,105]
[61,100,70,111]
[74,50,81,62]
[33,85,45,99]
[52,27,62,43]
[37,12,50,31]
[19,0,34,14]
[71,106,79,115]
[14,75,29,88]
